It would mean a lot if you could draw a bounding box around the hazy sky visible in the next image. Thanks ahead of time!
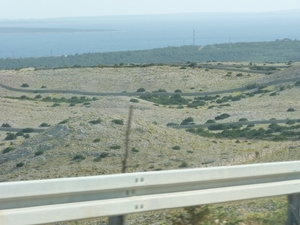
[1,0,300,19]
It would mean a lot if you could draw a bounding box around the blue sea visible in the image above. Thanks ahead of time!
[0,11,299,59]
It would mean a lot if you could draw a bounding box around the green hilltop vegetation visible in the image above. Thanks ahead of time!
[1,39,300,69]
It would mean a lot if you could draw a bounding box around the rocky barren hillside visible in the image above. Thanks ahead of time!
[0,61,300,224]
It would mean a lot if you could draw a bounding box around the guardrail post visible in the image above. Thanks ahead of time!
[287,194,300,225]
[108,216,125,225]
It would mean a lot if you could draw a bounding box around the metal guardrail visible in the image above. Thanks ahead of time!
[1,161,300,225]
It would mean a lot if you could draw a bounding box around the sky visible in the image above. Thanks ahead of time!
[1,0,300,20]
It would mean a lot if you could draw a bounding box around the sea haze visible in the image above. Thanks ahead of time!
[0,11,299,59]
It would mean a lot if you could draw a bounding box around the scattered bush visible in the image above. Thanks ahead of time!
[23,134,30,139]
[2,147,15,154]
[110,145,121,149]
[99,152,109,158]
[72,154,86,161]
[41,85,47,88]
[236,73,243,77]
[215,113,230,120]
[270,92,277,96]
[93,138,101,143]
[172,145,181,150]
[16,131,24,136]
[174,89,182,93]
[239,118,248,122]
[166,122,179,126]
[58,119,69,124]
[93,156,102,162]
[21,83,29,87]
[51,103,61,107]
[178,161,188,168]
[136,88,145,92]
[5,133,17,140]
[39,123,51,127]
[205,119,216,124]
[180,117,194,125]
[131,147,139,153]
[112,119,124,125]
[130,98,139,103]
[89,118,102,125]
[16,162,24,167]
[34,150,44,156]
[22,128,34,133]
[1,123,11,127]
[35,94,42,99]
[287,108,295,112]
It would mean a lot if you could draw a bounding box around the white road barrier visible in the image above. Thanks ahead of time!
[1,161,300,225]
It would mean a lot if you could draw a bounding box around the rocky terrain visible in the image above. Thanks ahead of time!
[0,61,300,224]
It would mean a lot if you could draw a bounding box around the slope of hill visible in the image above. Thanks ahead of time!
[1,61,300,224]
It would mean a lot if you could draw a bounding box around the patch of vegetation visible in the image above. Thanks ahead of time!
[129,98,139,103]
[89,118,102,125]
[34,150,44,156]
[239,118,248,122]
[287,108,295,112]
[140,93,189,106]
[131,147,139,153]
[5,133,17,140]
[39,123,51,127]
[1,123,11,127]
[178,161,188,168]
[180,117,194,125]
[187,121,300,141]
[21,83,29,87]
[110,144,121,149]
[215,113,230,120]
[93,138,101,143]
[72,154,86,161]
[16,162,24,167]
[58,119,69,124]
[22,128,34,133]
[172,145,181,150]
[136,88,145,92]
[112,119,124,125]
[166,122,179,126]
[2,147,15,154]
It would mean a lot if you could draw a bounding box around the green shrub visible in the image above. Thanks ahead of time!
[39,123,51,127]
[174,89,182,93]
[2,147,15,154]
[21,83,29,87]
[236,73,243,77]
[270,92,277,96]
[294,81,300,87]
[112,119,124,125]
[41,85,47,88]
[35,94,42,99]
[110,145,121,149]
[89,118,102,125]
[72,154,86,161]
[136,88,145,92]
[99,152,109,158]
[93,138,101,143]
[34,150,44,156]
[178,161,188,168]
[58,119,69,124]
[172,145,181,150]
[5,133,17,140]
[239,118,248,122]
[16,131,24,136]
[130,98,139,103]
[180,117,194,125]
[287,108,295,112]
[166,122,179,126]
[93,156,102,162]
[131,147,139,153]
[286,120,296,125]
[205,119,216,124]
[51,103,61,107]
[22,128,34,133]
[215,113,230,120]
[1,123,11,127]
[23,134,30,139]
[16,162,24,167]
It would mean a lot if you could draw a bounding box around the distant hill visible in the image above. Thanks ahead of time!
[0,39,299,69]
